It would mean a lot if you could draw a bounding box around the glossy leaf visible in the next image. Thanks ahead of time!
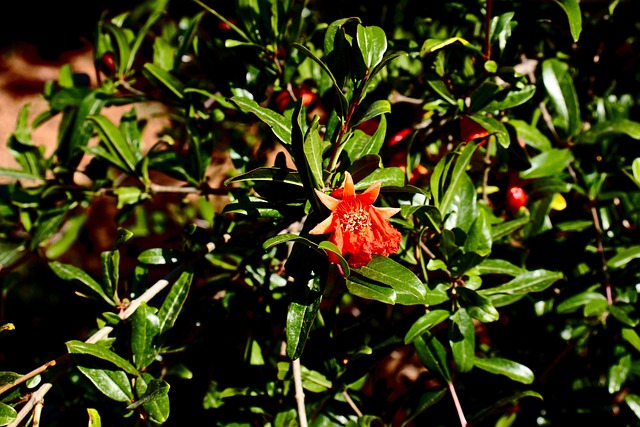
[474,357,534,384]
[357,24,387,69]
[345,276,396,305]
[354,255,426,300]
[553,0,582,42]
[49,261,115,305]
[520,148,574,179]
[143,63,185,99]
[67,340,139,376]
[449,308,475,373]
[158,269,193,335]
[510,119,552,152]
[437,140,481,215]
[480,269,563,296]
[131,302,160,370]
[286,275,323,360]
[87,115,140,173]
[0,402,16,425]
[625,394,640,419]
[466,114,510,149]
[476,259,525,277]
[608,353,631,394]
[607,245,640,269]
[542,59,581,136]
[87,408,101,427]
[76,364,133,402]
[225,167,303,187]
[230,96,292,147]
[621,328,640,353]
[138,248,181,265]
[304,119,324,189]
[457,287,500,323]
[404,309,450,344]
[414,333,451,383]
[556,292,607,314]
[132,374,170,423]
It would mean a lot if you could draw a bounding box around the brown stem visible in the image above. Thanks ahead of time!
[590,205,613,304]
[484,0,493,60]
[0,355,68,396]
[7,383,52,427]
[342,390,363,417]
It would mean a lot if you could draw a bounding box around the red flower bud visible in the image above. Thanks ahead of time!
[506,186,528,213]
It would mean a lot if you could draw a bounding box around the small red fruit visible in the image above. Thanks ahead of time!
[460,116,489,146]
[506,186,528,213]
[356,119,379,135]
[274,88,317,112]
[101,51,117,75]
[388,128,412,147]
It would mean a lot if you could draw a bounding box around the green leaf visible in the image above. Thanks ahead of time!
[465,209,492,257]
[353,166,405,190]
[474,357,534,384]
[420,37,478,57]
[0,402,17,425]
[263,234,318,251]
[76,365,133,402]
[354,255,426,300]
[137,248,181,265]
[230,96,292,147]
[450,308,475,373]
[608,353,631,394]
[484,85,536,111]
[622,328,640,353]
[131,302,160,370]
[438,140,481,215]
[143,63,185,99]
[457,287,500,323]
[476,259,525,277]
[225,167,303,187]
[49,261,115,305]
[318,241,351,277]
[158,269,193,335]
[132,374,170,423]
[414,333,451,383]
[553,0,582,42]
[286,275,323,360]
[609,304,639,327]
[300,366,333,393]
[404,309,451,344]
[510,119,552,152]
[357,100,391,125]
[575,119,640,144]
[357,24,387,69]
[87,408,101,427]
[304,119,324,189]
[345,276,396,305]
[399,388,447,427]
[542,59,581,136]
[607,245,640,269]
[466,114,510,149]
[625,394,640,419]
[0,167,44,181]
[520,148,574,179]
[126,11,164,72]
[556,292,607,314]
[480,269,563,296]
[102,22,131,77]
[87,115,139,173]
[66,340,139,376]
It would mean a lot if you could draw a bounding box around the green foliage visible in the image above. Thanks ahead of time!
[1,0,640,425]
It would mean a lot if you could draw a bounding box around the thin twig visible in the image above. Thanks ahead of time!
[292,358,309,427]
[590,205,613,304]
[0,355,67,396]
[7,383,52,427]
[484,0,493,60]
[448,382,469,427]
[342,389,363,417]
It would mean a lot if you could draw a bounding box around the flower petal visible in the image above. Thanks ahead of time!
[357,180,381,205]
[372,206,401,220]
[342,172,356,198]
[309,213,335,235]
[314,188,340,211]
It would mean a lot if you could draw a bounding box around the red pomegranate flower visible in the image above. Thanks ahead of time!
[309,172,402,268]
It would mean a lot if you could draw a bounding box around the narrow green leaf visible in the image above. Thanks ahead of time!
[491,216,531,241]
[607,245,640,269]
[575,119,640,144]
[458,287,500,323]
[355,255,426,300]
[132,374,170,423]
[414,333,452,383]
[520,148,574,179]
[49,261,115,305]
[542,59,581,136]
[102,22,131,77]
[556,292,607,313]
[465,209,492,257]
[510,119,552,152]
[286,276,323,360]
[625,394,640,419]
[87,115,139,173]
[127,11,164,72]
[553,0,582,42]
[66,340,139,376]
[225,167,303,187]
[138,248,180,265]
[622,328,640,353]
[474,357,534,384]
[399,388,447,427]
[131,302,160,370]
[230,96,292,146]
[439,140,482,215]
[300,366,333,393]
[480,269,563,296]
[143,63,185,99]
[304,119,324,189]
[484,85,536,111]
[158,269,193,335]
[608,353,631,394]
[450,308,475,373]
[420,37,476,57]
[404,309,450,344]
[476,259,525,277]
[318,241,351,277]
[466,114,510,149]
[357,100,391,125]
[345,276,396,305]
[0,167,44,181]
[263,233,318,251]
[609,304,639,327]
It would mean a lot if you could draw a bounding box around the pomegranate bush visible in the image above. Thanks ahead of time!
[1,0,640,426]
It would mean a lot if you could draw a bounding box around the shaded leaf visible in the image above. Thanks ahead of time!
[404,309,450,344]
[474,357,534,384]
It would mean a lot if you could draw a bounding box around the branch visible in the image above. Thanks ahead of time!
[7,383,52,427]
[292,358,309,427]
[448,382,470,427]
